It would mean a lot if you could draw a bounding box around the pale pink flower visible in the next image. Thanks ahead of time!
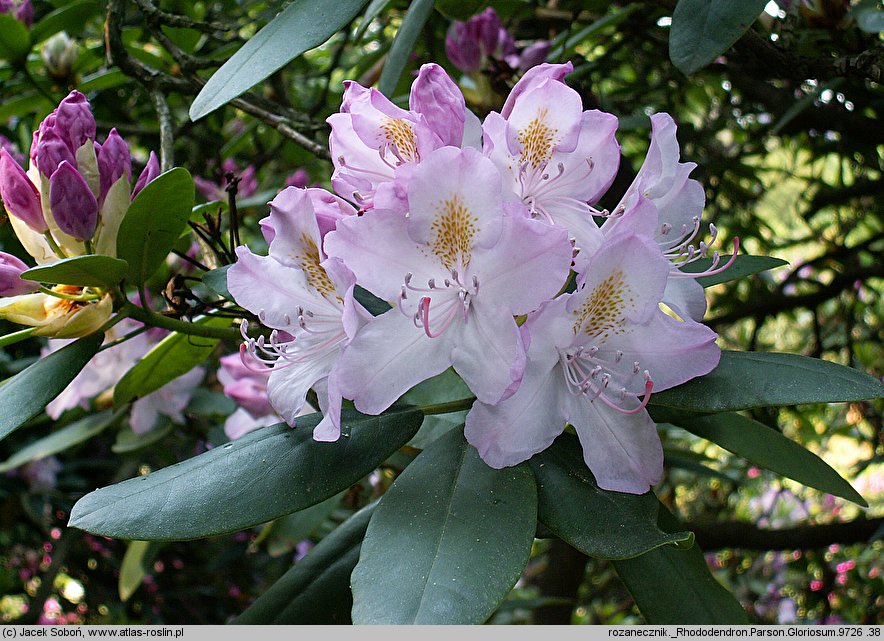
[228,187,365,442]
[325,146,573,415]
[464,231,720,493]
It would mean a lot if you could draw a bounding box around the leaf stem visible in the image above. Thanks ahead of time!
[38,285,102,302]
[0,327,38,350]
[419,397,476,416]
[42,231,68,259]
[121,301,241,341]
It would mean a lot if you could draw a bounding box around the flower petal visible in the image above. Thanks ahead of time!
[563,397,663,494]
[464,360,564,468]
[336,309,454,415]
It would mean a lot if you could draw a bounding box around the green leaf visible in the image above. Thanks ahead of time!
[22,255,129,288]
[30,0,101,44]
[678,254,788,288]
[351,428,536,624]
[378,0,437,97]
[401,368,471,449]
[0,15,31,62]
[354,0,394,41]
[111,420,174,454]
[189,0,370,120]
[669,0,768,75]
[0,333,103,444]
[613,506,748,624]
[234,502,377,624]
[113,315,225,406]
[116,168,195,286]
[68,408,422,540]
[650,351,884,413]
[530,433,693,560]
[0,410,118,473]
[263,492,344,558]
[118,540,161,602]
[434,0,488,21]
[675,412,867,507]
[201,265,233,301]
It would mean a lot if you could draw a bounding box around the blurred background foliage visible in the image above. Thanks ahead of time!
[0,0,881,625]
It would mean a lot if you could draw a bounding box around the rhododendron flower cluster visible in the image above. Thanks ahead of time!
[0,90,159,337]
[231,61,734,493]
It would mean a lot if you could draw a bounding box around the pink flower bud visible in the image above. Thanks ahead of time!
[0,251,38,296]
[14,0,32,27]
[445,24,482,73]
[96,128,131,199]
[515,41,551,71]
[410,63,465,147]
[49,161,98,241]
[54,90,96,153]
[0,148,46,232]
[35,127,77,177]
[285,168,310,189]
[132,151,159,199]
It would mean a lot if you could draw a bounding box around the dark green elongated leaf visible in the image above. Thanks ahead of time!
[113,315,226,406]
[116,168,194,286]
[669,0,768,75]
[650,351,884,413]
[351,428,536,624]
[613,506,748,624]
[77,68,129,92]
[0,333,103,443]
[378,0,437,97]
[118,540,161,602]
[201,265,232,301]
[189,0,370,120]
[354,0,394,41]
[22,255,129,288]
[0,15,31,62]
[530,433,693,560]
[263,492,344,558]
[68,408,422,540]
[675,412,867,507]
[111,420,173,454]
[0,410,118,473]
[678,254,788,288]
[30,0,101,44]
[234,502,377,624]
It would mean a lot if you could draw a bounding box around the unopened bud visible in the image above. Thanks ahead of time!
[97,128,131,200]
[132,151,160,199]
[49,161,98,241]
[0,251,38,296]
[0,148,46,232]
[35,127,77,177]
[54,91,96,154]
[410,64,465,147]
[41,31,78,80]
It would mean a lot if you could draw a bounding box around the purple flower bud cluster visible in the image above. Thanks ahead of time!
[445,7,550,74]
[0,0,33,27]
[0,91,159,243]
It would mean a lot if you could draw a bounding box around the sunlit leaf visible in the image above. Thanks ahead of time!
[23,255,129,288]
[669,0,768,75]
[116,168,194,286]
[675,412,868,506]
[189,0,370,120]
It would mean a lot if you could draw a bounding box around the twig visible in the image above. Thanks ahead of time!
[150,89,175,172]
